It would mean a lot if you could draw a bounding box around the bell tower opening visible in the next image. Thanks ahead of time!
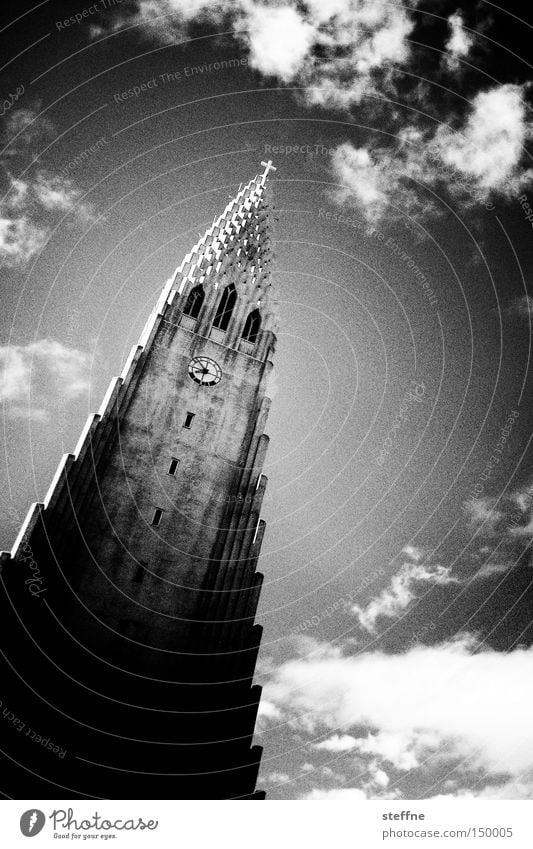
[213,283,237,331]
[242,309,261,344]
[183,284,205,318]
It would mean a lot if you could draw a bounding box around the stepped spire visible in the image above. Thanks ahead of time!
[169,164,275,296]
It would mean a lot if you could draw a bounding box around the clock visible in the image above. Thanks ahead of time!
[188,356,222,386]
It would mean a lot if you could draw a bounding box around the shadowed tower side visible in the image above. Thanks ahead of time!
[0,162,279,800]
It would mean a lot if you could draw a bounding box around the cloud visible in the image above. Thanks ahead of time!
[263,636,533,786]
[237,4,314,82]
[329,138,433,225]
[247,0,416,109]
[330,84,533,222]
[465,496,504,530]
[1,108,99,267]
[401,544,424,562]
[0,216,49,268]
[444,11,474,71]
[507,295,533,319]
[351,558,458,633]
[0,168,97,268]
[429,778,533,800]
[106,0,220,44]
[2,105,56,154]
[264,771,290,783]
[314,733,358,752]
[33,173,86,213]
[304,786,368,800]
[94,0,416,110]
[431,84,533,199]
[349,729,440,771]
[0,339,92,422]
[465,482,533,540]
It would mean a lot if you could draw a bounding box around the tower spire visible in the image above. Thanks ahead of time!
[169,163,276,296]
[0,164,280,800]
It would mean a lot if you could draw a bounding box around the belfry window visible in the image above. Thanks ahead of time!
[213,284,237,331]
[183,412,195,429]
[242,309,261,344]
[183,284,204,319]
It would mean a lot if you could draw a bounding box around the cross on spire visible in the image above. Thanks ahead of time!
[260,159,277,184]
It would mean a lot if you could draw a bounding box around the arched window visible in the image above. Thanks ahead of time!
[183,284,204,318]
[213,284,237,331]
[242,309,261,343]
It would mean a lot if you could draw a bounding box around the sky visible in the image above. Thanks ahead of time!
[1,0,533,800]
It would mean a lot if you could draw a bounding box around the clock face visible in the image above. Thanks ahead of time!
[188,356,222,386]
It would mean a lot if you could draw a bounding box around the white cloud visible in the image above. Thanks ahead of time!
[0,215,49,268]
[264,771,290,783]
[330,84,533,222]
[314,734,358,752]
[99,0,416,110]
[429,778,533,800]
[304,786,368,800]
[401,544,424,562]
[330,144,391,222]
[508,295,533,319]
[0,339,91,422]
[351,560,458,633]
[264,636,533,779]
[465,482,533,542]
[431,84,533,198]
[465,496,503,529]
[350,729,440,771]
[33,173,84,213]
[329,140,433,225]
[2,105,55,154]
[238,4,314,82]
[0,167,96,267]
[445,11,473,71]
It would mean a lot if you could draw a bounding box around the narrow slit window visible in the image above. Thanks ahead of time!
[168,457,180,476]
[133,561,146,583]
[183,412,195,429]
[151,507,164,527]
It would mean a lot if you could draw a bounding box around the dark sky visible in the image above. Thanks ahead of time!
[1,0,533,800]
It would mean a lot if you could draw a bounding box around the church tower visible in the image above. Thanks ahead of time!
[0,162,278,800]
